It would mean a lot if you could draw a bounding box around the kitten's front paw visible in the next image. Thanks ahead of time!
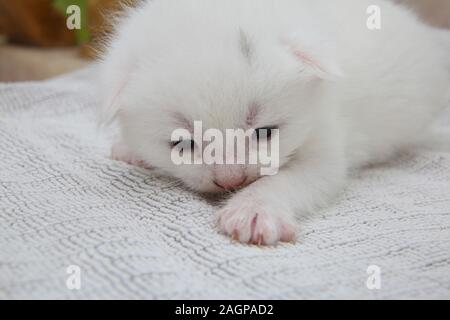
[111,142,151,169]
[217,198,297,246]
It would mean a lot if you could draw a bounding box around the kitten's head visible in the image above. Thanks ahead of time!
[99,2,341,193]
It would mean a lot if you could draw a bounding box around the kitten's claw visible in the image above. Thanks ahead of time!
[110,142,151,169]
[217,199,297,246]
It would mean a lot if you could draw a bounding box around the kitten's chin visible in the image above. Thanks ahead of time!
[184,181,235,194]
[192,184,226,195]
[192,178,259,195]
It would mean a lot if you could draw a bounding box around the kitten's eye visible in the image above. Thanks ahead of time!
[171,139,195,151]
[255,126,278,141]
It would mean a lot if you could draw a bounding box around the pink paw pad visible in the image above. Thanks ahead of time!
[217,204,296,246]
[110,143,151,169]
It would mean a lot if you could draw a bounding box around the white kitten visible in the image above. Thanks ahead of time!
[98,0,450,245]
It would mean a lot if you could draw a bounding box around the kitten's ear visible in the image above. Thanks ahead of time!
[290,47,343,80]
[283,36,343,80]
[97,59,132,126]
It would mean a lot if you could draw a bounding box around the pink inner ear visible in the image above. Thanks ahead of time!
[292,48,326,74]
[100,75,130,126]
[108,77,129,112]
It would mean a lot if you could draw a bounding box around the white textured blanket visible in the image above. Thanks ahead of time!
[0,68,449,300]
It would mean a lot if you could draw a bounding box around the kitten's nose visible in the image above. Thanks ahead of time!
[214,177,247,190]
[214,165,247,190]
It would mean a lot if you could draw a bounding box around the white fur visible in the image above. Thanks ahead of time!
[99,0,450,245]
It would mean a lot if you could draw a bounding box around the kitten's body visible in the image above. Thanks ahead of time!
[99,0,450,245]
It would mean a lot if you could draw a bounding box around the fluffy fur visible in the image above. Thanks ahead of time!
[98,0,450,245]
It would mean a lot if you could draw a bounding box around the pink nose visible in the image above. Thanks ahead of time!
[214,176,246,190]
[214,165,246,190]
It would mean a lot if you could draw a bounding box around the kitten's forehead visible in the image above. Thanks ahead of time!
[138,28,299,131]
[170,101,260,131]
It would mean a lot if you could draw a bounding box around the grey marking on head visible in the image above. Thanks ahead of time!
[172,111,194,133]
[239,28,253,64]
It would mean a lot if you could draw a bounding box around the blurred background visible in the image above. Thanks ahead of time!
[0,0,137,81]
[0,0,449,82]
